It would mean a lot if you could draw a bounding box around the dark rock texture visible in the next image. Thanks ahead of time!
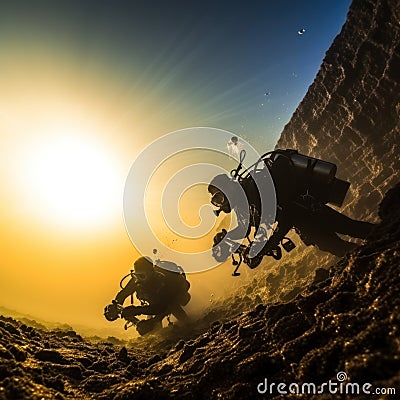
[277,0,400,222]
[1,183,400,399]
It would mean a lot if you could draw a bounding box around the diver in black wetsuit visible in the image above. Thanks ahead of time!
[209,149,375,259]
[104,257,190,334]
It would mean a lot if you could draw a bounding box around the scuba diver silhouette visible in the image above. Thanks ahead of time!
[104,256,190,335]
[209,149,375,268]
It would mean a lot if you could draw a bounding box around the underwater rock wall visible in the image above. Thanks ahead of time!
[276,0,400,220]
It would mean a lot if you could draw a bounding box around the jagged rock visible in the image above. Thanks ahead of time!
[3,322,21,337]
[117,346,129,363]
[89,359,110,374]
[313,267,330,284]
[59,364,83,381]
[148,354,162,366]
[153,362,173,376]
[34,349,66,365]
[52,330,83,342]
[238,322,259,338]
[43,374,64,392]
[276,0,400,226]
[174,339,185,351]
[272,312,311,343]
[236,352,284,378]
[81,373,124,393]
[7,344,27,362]
[280,285,303,301]
[0,344,14,360]
[379,182,400,220]
[178,344,195,364]
[0,360,18,380]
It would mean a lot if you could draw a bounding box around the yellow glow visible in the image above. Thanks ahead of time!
[23,133,122,228]
[0,39,243,339]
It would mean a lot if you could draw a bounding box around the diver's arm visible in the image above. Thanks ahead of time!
[262,218,292,252]
[114,278,137,305]
[224,210,251,240]
[134,302,168,315]
[225,223,250,240]
[128,285,169,316]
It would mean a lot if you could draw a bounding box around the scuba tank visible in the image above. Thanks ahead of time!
[232,148,349,207]
[270,150,337,185]
[152,253,191,306]
[265,149,350,207]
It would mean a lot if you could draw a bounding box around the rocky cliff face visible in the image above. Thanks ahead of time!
[277,0,400,221]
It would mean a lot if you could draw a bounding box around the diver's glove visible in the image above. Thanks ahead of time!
[213,228,227,245]
[212,229,232,262]
[261,242,282,260]
[104,300,123,321]
[121,305,142,319]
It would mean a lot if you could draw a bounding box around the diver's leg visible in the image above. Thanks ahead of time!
[136,316,163,335]
[314,232,357,257]
[169,303,189,322]
[320,206,375,238]
[121,306,140,322]
[297,225,357,257]
[150,315,163,330]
